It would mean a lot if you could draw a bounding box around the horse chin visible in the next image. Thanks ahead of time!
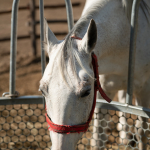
[50,131,83,150]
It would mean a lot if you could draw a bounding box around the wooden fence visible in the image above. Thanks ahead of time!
[0,0,80,56]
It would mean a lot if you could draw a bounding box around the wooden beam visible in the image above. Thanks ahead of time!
[0,2,80,14]
[0,32,67,42]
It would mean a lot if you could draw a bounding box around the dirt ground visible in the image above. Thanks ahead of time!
[0,0,86,96]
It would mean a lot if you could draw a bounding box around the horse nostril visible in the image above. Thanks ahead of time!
[39,85,49,96]
[39,88,46,96]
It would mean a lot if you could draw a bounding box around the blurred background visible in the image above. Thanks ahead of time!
[0,0,85,96]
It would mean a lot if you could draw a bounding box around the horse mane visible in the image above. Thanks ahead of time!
[122,0,150,23]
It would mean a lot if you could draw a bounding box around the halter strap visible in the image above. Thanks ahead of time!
[45,39,111,134]
[92,53,111,103]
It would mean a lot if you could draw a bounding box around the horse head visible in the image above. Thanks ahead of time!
[39,19,97,150]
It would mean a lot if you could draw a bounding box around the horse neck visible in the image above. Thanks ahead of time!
[75,0,114,38]
[76,0,130,74]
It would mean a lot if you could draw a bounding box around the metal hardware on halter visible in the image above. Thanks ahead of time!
[2,91,20,98]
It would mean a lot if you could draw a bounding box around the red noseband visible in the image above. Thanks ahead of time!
[45,38,112,134]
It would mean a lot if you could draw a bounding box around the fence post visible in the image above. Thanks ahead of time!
[39,0,46,75]
[65,0,74,31]
[9,0,20,95]
[126,0,142,105]
[39,0,46,108]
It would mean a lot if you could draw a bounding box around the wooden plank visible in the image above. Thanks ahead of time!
[0,32,67,42]
[0,2,80,14]
[27,19,77,25]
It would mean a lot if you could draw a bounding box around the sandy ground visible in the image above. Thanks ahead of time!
[0,0,86,96]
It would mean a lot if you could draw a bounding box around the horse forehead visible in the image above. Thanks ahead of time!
[40,50,60,85]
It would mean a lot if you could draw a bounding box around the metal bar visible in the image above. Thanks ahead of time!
[96,99,150,119]
[65,0,74,31]
[126,0,142,105]
[9,0,20,95]
[0,96,44,105]
[39,0,46,75]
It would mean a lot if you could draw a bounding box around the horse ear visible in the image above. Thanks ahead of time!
[43,18,59,53]
[81,19,97,53]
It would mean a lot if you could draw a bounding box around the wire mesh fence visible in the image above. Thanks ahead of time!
[0,104,150,150]
[76,107,150,150]
[0,104,51,150]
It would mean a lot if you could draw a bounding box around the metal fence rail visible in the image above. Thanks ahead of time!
[9,0,20,96]
[0,96,44,105]
[126,0,142,105]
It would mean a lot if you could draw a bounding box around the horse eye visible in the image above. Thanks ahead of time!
[81,89,91,97]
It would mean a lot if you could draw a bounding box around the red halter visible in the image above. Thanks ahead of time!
[45,50,111,134]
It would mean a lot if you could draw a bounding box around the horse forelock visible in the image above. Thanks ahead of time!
[57,30,94,85]
[58,35,78,84]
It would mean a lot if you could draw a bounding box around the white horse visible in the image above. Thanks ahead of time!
[39,0,150,149]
